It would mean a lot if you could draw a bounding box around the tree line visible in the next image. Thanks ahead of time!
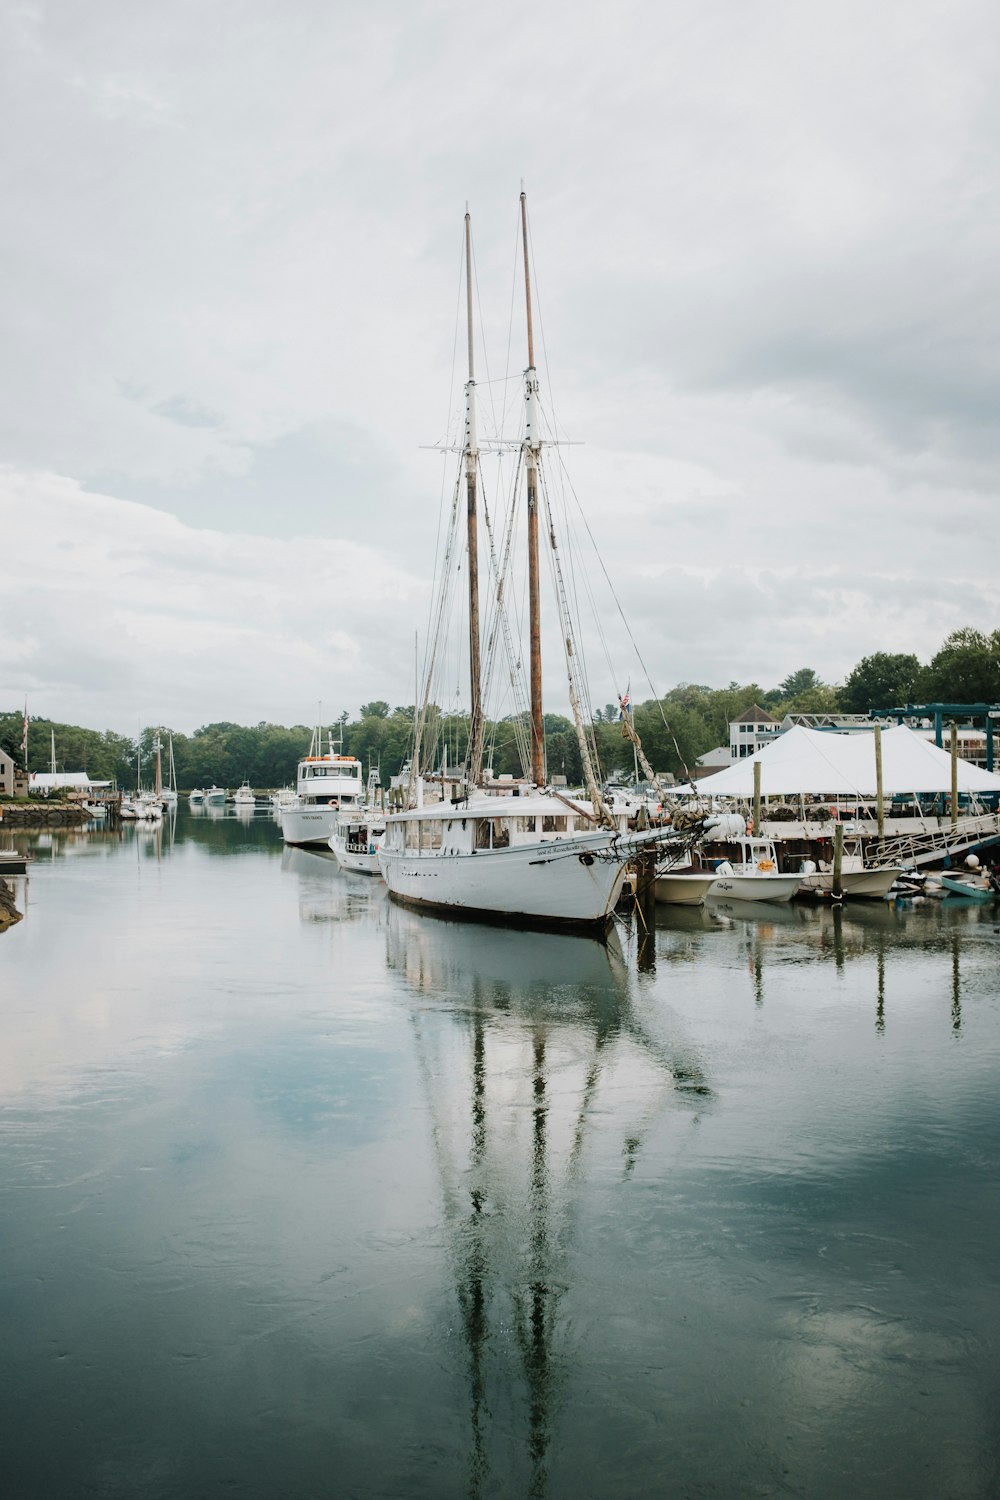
[2,626,997,791]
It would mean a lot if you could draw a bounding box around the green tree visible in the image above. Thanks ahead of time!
[842,652,923,712]
[922,627,1000,702]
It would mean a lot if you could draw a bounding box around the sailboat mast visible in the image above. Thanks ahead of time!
[464,210,484,789]
[520,191,545,787]
[50,728,56,775]
[155,729,162,799]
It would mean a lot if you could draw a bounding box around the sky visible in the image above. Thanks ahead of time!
[2,0,998,736]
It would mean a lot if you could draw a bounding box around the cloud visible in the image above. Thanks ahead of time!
[0,470,427,732]
[0,0,997,728]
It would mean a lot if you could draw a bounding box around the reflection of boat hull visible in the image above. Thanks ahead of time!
[654,870,717,906]
[705,895,806,925]
[709,873,801,904]
[379,836,629,930]
[279,804,340,847]
[798,866,902,899]
[386,902,624,997]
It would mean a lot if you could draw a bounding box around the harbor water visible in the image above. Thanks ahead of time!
[2,807,999,1498]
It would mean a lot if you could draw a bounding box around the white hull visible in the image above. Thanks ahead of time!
[331,843,382,875]
[279,804,341,847]
[654,871,718,906]
[798,867,901,899]
[709,873,801,904]
[378,834,629,929]
[205,788,226,805]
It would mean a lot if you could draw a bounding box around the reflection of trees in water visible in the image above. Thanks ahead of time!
[389,911,712,1496]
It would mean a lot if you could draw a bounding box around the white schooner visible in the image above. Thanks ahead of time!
[378,195,697,929]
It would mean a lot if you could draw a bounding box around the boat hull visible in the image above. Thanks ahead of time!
[798,867,902,899]
[939,874,996,901]
[709,873,802,904]
[279,804,340,847]
[654,871,718,906]
[330,840,382,875]
[378,837,629,930]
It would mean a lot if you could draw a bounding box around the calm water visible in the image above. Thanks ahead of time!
[2,808,999,1499]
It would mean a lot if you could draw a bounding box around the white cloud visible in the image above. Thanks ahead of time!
[0,0,997,729]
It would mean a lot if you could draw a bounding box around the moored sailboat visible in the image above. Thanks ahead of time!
[378,198,697,929]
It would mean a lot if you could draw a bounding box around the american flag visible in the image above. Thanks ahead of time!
[619,691,631,719]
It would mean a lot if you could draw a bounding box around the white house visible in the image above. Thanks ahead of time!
[729,705,781,760]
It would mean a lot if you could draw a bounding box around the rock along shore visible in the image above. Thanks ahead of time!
[0,878,22,931]
[0,803,90,827]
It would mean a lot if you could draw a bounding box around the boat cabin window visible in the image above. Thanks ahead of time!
[542,815,568,833]
[514,816,537,834]
[491,819,510,848]
[475,819,491,850]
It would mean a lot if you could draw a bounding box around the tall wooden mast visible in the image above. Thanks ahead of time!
[464,210,484,788]
[520,191,545,788]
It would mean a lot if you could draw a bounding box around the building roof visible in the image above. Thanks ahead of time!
[696,746,731,768]
[731,704,779,725]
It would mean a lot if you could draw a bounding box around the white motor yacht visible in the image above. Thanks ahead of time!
[278,730,364,847]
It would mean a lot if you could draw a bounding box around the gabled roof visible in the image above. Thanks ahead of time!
[732,704,779,725]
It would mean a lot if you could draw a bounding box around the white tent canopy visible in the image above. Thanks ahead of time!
[686,725,1000,799]
[28,772,97,791]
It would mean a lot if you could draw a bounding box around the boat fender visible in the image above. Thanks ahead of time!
[800,859,817,875]
[716,860,734,876]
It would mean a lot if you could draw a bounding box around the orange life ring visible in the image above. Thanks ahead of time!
[758,858,775,872]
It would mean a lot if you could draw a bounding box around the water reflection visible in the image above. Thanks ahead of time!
[281,845,386,926]
[385,907,712,1495]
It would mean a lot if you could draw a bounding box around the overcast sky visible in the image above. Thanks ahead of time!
[2,0,997,736]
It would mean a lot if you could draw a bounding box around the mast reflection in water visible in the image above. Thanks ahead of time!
[386,909,711,1496]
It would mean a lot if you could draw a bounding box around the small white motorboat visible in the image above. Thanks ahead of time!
[708,838,802,904]
[654,856,718,906]
[233,782,255,806]
[330,810,387,875]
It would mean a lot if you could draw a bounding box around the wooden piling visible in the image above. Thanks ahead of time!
[874,723,885,855]
[950,721,958,828]
[832,820,844,901]
[753,760,762,834]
